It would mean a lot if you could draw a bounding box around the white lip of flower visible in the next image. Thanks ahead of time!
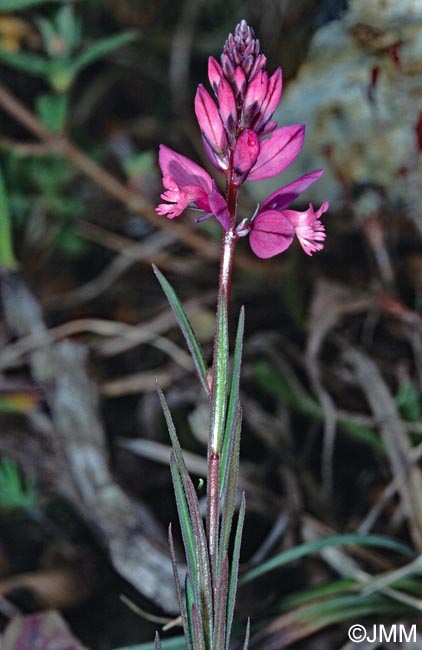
[235,218,250,237]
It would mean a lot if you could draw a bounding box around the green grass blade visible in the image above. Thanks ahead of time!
[0,169,17,270]
[219,307,244,496]
[153,266,208,393]
[243,619,250,650]
[209,288,228,453]
[226,492,246,650]
[255,361,382,449]
[240,534,415,585]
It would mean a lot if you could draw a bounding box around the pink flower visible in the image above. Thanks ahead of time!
[156,145,229,228]
[246,170,329,258]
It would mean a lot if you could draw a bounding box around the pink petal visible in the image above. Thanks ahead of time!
[195,85,227,155]
[261,169,325,212]
[232,129,260,184]
[254,68,282,133]
[158,145,213,193]
[284,201,329,255]
[249,210,295,258]
[249,54,267,80]
[247,124,305,181]
[208,56,223,94]
[243,70,268,123]
[217,79,237,138]
[208,185,230,230]
[201,135,230,172]
[233,66,247,99]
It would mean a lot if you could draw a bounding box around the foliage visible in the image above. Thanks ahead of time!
[0,458,38,511]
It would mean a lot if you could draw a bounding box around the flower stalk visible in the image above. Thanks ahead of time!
[154,20,328,649]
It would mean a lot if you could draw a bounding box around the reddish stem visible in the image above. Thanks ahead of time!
[207,169,239,585]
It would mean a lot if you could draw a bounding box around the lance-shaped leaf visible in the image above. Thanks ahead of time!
[184,477,214,647]
[168,524,192,650]
[226,493,246,650]
[72,31,138,74]
[218,407,242,575]
[219,307,245,496]
[153,266,208,393]
[154,632,162,650]
[170,455,197,591]
[191,603,206,650]
[185,574,195,649]
[213,554,229,650]
[209,288,229,453]
[0,50,48,77]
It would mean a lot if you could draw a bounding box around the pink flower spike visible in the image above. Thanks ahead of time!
[232,129,260,184]
[249,210,295,258]
[254,68,282,133]
[208,57,223,94]
[247,124,305,181]
[195,85,227,155]
[284,201,329,255]
[261,169,325,212]
[217,79,237,139]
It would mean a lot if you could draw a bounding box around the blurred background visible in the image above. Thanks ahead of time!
[0,0,422,648]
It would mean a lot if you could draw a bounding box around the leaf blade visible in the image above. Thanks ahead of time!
[153,266,208,392]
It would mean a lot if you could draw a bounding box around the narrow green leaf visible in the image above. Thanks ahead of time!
[154,632,161,650]
[168,524,192,650]
[184,477,213,647]
[219,307,244,496]
[213,554,229,650]
[170,455,196,589]
[72,31,138,74]
[153,266,208,393]
[226,493,246,650]
[243,619,250,650]
[0,169,17,270]
[185,574,195,650]
[191,603,206,650]
[218,408,241,572]
[156,385,212,645]
[0,50,48,77]
[240,534,416,585]
[210,288,228,453]
[156,383,189,484]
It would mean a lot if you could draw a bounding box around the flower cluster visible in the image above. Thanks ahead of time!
[156,20,328,258]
